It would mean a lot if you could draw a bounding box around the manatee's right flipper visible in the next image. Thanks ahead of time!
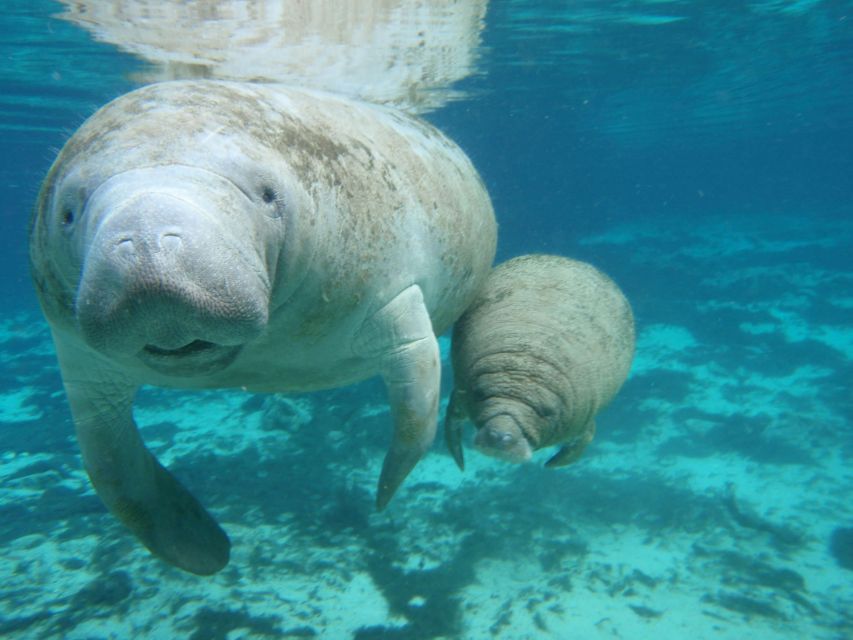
[444,388,469,471]
[545,420,596,468]
[54,335,230,575]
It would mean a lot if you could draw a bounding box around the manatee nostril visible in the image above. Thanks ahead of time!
[484,427,514,449]
[159,232,182,252]
[115,237,134,256]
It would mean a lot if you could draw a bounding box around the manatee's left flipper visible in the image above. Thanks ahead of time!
[545,420,596,468]
[355,285,440,510]
[53,334,230,575]
[444,388,469,471]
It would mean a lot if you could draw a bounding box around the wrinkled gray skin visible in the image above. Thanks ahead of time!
[445,255,634,469]
[30,80,496,575]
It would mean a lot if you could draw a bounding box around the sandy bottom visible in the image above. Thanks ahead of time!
[1,213,851,639]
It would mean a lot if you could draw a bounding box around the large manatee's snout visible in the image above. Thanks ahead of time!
[76,188,269,373]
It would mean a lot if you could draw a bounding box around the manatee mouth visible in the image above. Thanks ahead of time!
[144,340,218,357]
[139,340,241,376]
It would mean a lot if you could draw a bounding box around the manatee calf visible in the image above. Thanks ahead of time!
[445,254,634,469]
[29,80,496,574]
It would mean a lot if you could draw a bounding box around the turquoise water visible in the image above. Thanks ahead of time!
[1,1,852,638]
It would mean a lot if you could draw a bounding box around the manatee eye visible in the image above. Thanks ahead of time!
[260,186,277,204]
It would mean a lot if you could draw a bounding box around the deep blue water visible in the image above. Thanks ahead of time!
[4,1,852,307]
[1,1,852,638]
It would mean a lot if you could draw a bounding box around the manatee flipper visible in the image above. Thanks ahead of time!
[545,420,596,468]
[54,336,230,575]
[444,388,468,471]
[355,285,440,510]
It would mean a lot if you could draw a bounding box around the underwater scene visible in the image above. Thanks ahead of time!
[1,1,852,638]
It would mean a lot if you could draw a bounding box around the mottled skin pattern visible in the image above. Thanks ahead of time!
[29,80,496,575]
[445,255,634,469]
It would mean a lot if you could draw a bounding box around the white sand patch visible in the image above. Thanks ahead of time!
[134,388,270,463]
[688,361,834,420]
[582,214,850,267]
[768,307,814,342]
[619,14,686,26]
[0,312,51,343]
[1,533,107,612]
[0,386,43,422]
[702,264,832,292]
[739,321,777,335]
[632,323,698,375]
[438,334,452,363]
[580,226,657,246]
[702,294,853,358]
[457,523,820,640]
[830,295,853,309]
[813,324,853,359]
[337,572,397,629]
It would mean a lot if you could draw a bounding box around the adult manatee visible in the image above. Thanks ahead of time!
[30,80,496,574]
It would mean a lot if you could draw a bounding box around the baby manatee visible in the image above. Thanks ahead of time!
[445,254,635,468]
